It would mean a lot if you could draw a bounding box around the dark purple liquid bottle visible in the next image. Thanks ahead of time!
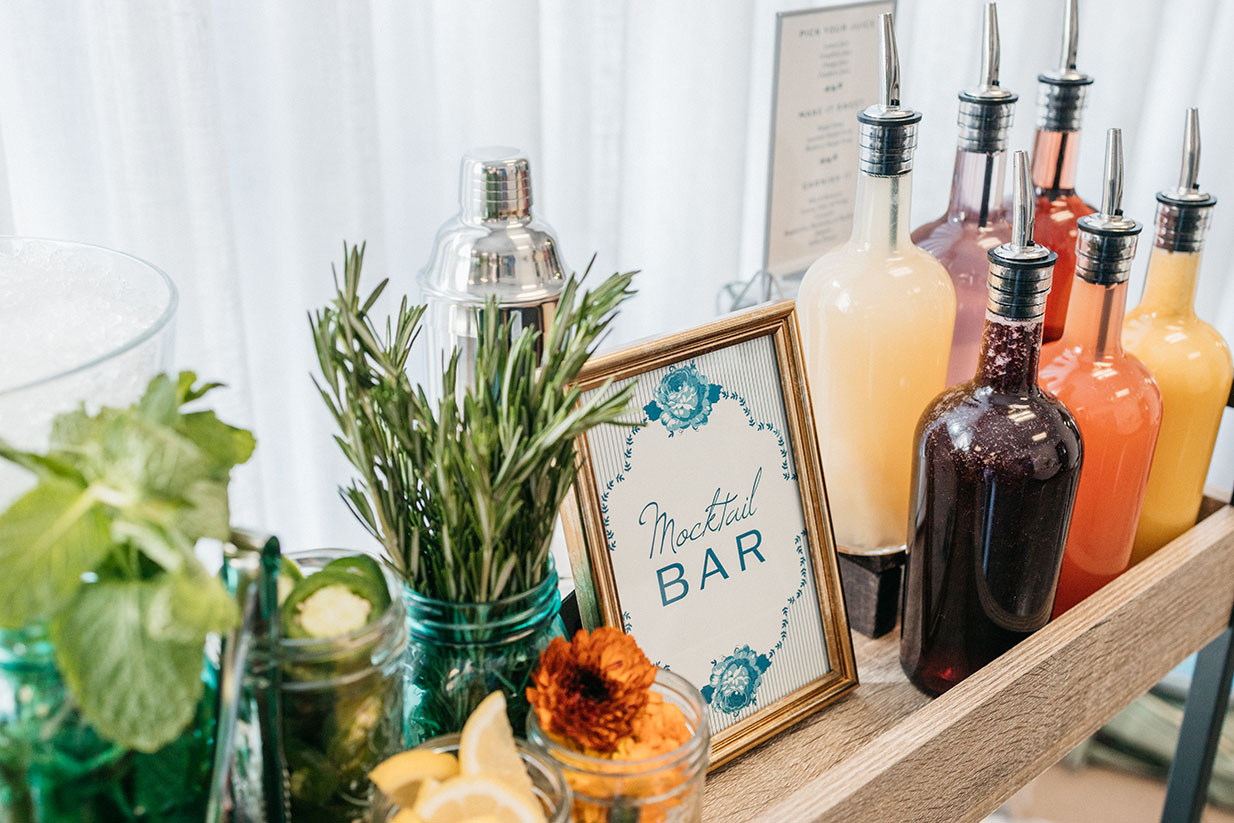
[900,151,1083,696]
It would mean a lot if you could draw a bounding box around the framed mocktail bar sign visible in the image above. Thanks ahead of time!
[562,301,857,768]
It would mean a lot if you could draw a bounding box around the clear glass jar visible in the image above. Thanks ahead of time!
[403,564,565,745]
[371,733,572,823]
[236,549,409,823]
[0,624,216,822]
[526,668,710,823]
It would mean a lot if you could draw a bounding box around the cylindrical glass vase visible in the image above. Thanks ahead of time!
[526,668,710,823]
[237,550,409,823]
[371,733,572,823]
[403,566,565,745]
[0,624,217,822]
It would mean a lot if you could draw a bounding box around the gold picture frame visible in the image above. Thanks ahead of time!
[561,300,857,769]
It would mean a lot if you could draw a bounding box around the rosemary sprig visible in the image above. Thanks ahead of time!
[311,243,635,602]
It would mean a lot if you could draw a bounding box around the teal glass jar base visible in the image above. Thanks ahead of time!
[0,626,216,823]
[403,569,566,745]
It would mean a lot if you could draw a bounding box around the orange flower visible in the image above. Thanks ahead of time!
[527,627,657,754]
[614,692,692,761]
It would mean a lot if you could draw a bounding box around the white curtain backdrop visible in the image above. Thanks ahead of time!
[1,0,1231,553]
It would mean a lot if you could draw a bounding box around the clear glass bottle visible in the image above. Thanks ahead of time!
[1031,0,1097,342]
[798,13,956,555]
[901,152,1082,695]
[913,3,1016,386]
[1040,130,1163,616]
[1123,109,1231,563]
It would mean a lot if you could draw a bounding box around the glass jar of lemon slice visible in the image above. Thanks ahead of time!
[372,734,571,823]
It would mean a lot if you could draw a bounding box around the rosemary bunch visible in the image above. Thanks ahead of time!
[312,242,635,602]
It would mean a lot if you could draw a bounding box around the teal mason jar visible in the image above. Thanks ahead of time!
[403,562,566,745]
[0,625,216,823]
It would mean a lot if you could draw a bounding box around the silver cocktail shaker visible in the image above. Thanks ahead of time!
[417,147,567,389]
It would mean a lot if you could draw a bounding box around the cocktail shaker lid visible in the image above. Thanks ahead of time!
[418,147,567,306]
[1036,0,1093,132]
[957,3,1017,153]
[857,13,921,177]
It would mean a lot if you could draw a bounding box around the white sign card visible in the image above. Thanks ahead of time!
[763,0,895,282]
[563,302,856,768]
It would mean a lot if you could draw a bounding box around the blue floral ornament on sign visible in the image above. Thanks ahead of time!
[643,364,722,433]
[700,645,772,715]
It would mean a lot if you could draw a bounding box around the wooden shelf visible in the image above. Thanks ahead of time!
[703,499,1234,823]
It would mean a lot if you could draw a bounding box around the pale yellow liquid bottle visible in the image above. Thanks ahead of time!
[1122,108,1231,563]
[798,15,956,553]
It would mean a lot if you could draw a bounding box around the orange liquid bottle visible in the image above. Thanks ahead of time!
[1030,0,1096,343]
[1040,129,1163,616]
[1123,109,1232,562]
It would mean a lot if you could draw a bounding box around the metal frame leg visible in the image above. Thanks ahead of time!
[1161,626,1234,822]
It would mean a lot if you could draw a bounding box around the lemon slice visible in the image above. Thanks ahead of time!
[370,750,459,810]
[459,692,537,805]
[413,775,546,823]
[391,809,425,823]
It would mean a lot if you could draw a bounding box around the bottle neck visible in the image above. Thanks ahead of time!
[975,313,1045,394]
[850,170,915,251]
[947,148,1008,227]
[1030,129,1082,196]
[1140,247,1201,317]
[1061,278,1130,359]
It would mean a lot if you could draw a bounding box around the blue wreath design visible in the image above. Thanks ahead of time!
[699,530,809,714]
[644,363,721,433]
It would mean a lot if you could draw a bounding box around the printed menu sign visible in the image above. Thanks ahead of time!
[764,1,894,281]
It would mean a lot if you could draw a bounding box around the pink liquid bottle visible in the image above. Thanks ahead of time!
[1039,129,1163,616]
[913,2,1017,387]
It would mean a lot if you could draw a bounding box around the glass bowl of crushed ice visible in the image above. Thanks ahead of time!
[0,237,176,506]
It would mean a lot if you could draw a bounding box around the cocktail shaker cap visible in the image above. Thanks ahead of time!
[418,146,567,306]
[957,3,1017,153]
[988,151,1057,320]
[1155,108,1217,252]
[1076,129,1141,285]
[1036,0,1093,132]
[857,13,921,177]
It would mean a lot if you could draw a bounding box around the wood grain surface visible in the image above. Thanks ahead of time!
[703,502,1234,823]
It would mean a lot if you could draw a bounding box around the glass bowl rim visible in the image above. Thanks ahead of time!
[0,235,179,397]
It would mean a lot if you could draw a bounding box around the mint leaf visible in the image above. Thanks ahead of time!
[53,581,206,753]
[0,478,110,627]
[146,561,239,643]
[179,411,256,476]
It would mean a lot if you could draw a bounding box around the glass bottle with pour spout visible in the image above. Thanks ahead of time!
[417,148,567,392]
[913,2,1017,387]
[1030,0,1097,342]
[1040,129,1162,616]
[797,12,956,556]
[901,152,1082,695]
[1123,109,1231,563]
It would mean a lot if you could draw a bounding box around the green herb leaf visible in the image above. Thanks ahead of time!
[0,477,110,627]
[146,561,240,643]
[52,580,206,753]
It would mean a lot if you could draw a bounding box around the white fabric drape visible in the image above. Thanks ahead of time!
[1,0,1231,552]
